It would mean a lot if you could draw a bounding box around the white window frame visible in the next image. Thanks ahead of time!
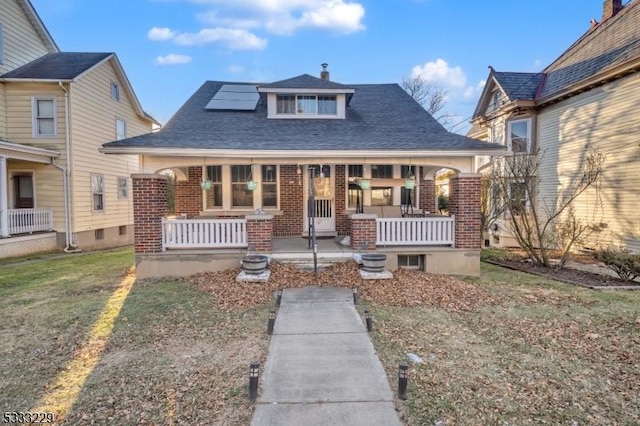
[260,165,279,209]
[116,118,127,140]
[32,97,57,137]
[202,165,280,212]
[91,174,105,212]
[117,177,128,199]
[507,118,532,154]
[111,81,120,101]
[346,165,364,210]
[276,94,337,116]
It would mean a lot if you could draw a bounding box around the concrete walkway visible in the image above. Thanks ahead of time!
[251,287,402,426]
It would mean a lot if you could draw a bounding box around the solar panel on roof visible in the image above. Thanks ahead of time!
[205,84,259,110]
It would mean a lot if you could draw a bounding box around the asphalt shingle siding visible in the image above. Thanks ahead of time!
[104,80,502,151]
[1,52,112,79]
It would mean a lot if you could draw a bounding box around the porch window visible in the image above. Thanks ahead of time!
[117,177,128,199]
[401,165,416,179]
[371,165,393,179]
[205,166,222,208]
[347,165,364,210]
[371,186,393,206]
[261,165,277,208]
[508,118,531,153]
[32,98,57,136]
[231,165,253,207]
[91,174,105,211]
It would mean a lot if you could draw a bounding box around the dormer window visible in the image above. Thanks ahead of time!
[276,94,337,116]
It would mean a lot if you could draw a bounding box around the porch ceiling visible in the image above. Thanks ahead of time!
[0,140,60,164]
[141,151,483,174]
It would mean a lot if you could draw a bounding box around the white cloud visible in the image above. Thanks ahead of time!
[186,0,365,35]
[148,27,177,41]
[155,53,192,65]
[463,80,486,100]
[411,59,467,89]
[174,28,267,50]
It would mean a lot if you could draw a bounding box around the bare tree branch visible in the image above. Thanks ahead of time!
[402,75,450,119]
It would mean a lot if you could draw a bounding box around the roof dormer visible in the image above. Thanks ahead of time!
[258,70,355,120]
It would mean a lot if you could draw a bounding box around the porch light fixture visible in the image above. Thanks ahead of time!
[201,157,212,190]
[247,164,257,190]
[358,179,371,190]
[404,167,416,190]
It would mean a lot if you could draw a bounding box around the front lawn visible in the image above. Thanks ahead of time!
[371,262,640,425]
[0,248,269,425]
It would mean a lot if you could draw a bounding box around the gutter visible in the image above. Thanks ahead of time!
[58,81,80,252]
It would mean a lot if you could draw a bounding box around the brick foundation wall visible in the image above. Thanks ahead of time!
[274,165,303,237]
[335,165,349,236]
[247,214,273,252]
[174,166,203,218]
[350,214,377,251]
[449,173,481,249]
[419,168,436,213]
[132,174,168,254]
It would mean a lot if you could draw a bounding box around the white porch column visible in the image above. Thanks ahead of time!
[0,156,9,237]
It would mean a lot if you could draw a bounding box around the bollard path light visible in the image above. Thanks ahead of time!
[267,310,276,335]
[398,362,408,400]
[249,362,260,401]
[276,289,283,308]
[365,310,373,332]
[352,288,358,305]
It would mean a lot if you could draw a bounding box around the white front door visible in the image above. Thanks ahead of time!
[304,165,335,234]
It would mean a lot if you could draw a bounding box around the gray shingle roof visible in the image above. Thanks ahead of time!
[493,72,543,101]
[260,74,354,90]
[2,52,112,80]
[104,79,503,152]
[540,1,639,98]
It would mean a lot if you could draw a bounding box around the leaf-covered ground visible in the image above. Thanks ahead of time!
[187,261,501,312]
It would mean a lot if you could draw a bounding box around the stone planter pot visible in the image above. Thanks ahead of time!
[361,253,387,273]
[242,255,269,275]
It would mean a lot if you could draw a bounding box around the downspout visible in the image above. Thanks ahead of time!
[58,81,80,252]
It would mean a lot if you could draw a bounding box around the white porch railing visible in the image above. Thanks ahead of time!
[376,216,455,246]
[8,208,53,235]
[162,218,248,250]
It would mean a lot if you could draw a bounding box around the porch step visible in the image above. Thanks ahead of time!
[271,252,354,271]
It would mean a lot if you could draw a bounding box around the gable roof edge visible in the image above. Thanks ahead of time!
[17,0,59,53]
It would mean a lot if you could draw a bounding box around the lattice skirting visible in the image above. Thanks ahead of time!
[0,233,58,258]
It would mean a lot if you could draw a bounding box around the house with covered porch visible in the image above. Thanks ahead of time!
[102,68,507,278]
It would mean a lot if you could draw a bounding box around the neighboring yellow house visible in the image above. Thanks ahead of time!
[471,0,640,253]
[0,0,158,257]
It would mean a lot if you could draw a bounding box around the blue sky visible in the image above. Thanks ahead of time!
[31,0,605,132]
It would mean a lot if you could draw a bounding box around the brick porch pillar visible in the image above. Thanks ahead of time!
[132,174,168,254]
[449,173,481,249]
[174,166,203,218]
[419,168,436,213]
[350,213,377,251]
[335,165,349,236]
[247,214,274,252]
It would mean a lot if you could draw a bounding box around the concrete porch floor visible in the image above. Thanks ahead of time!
[271,237,354,261]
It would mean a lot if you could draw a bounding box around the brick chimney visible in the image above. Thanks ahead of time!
[320,63,329,81]
[603,0,623,20]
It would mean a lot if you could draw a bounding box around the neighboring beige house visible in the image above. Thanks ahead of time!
[0,0,157,258]
[471,0,640,252]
